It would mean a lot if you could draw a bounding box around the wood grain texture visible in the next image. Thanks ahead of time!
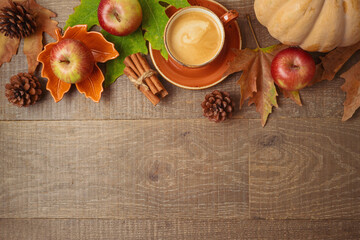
[1,0,360,238]
[249,119,360,219]
[1,219,360,240]
[0,120,248,218]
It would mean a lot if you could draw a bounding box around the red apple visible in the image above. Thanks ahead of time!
[98,0,142,36]
[271,47,316,91]
[50,39,95,84]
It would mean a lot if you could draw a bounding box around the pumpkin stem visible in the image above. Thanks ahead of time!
[247,15,260,49]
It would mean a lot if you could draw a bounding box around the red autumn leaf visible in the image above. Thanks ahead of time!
[225,44,288,127]
[340,61,360,121]
[0,0,59,73]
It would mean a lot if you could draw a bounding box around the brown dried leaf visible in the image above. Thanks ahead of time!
[308,41,360,121]
[23,0,59,73]
[310,41,360,85]
[0,0,20,66]
[0,0,59,72]
[225,44,288,127]
[0,33,20,67]
[321,41,360,81]
[280,89,302,106]
[308,64,325,87]
[340,61,360,121]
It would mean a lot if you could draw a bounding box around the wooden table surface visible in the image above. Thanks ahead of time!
[1,0,360,239]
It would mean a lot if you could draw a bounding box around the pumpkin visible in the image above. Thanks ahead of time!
[254,0,360,52]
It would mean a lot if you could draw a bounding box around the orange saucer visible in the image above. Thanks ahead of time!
[150,0,242,90]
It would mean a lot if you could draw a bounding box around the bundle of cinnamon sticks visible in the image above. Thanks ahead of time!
[124,53,168,106]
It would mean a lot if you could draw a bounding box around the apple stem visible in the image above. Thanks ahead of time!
[291,64,300,70]
[60,60,70,64]
[114,12,121,23]
[247,15,260,49]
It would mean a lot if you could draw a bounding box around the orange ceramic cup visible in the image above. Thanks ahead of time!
[164,6,238,68]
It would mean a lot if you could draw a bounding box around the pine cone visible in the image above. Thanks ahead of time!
[0,0,36,39]
[201,90,235,123]
[5,73,42,107]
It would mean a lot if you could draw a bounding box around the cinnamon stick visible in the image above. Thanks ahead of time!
[124,67,160,106]
[124,53,168,105]
[135,53,168,98]
[124,56,141,76]
[129,54,158,95]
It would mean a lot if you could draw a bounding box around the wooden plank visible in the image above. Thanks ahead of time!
[0,120,249,218]
[249,118,360,219]
[1,219,360,240]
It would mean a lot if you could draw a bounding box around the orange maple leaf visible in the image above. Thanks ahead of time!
[0,0,59,73]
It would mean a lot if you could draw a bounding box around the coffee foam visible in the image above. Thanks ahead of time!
[167,11,222,66]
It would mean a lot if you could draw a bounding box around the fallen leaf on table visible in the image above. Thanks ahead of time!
[65,0,190,86]
[310,41,360,85]
[308,64,325,87]
[0,34,20,68]
[321,41,360,81]
[225,44,288,127]
[0,0,59,73]
[280,89,302,106]
[340,61,360,121]
[307,41,360,121]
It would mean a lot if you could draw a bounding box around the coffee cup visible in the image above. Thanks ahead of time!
[164,6,238,68]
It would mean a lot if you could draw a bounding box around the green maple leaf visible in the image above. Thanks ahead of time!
[102,29,148,87]
[64,0,99,30]
[65,0,189,86]
[161,0,189,7]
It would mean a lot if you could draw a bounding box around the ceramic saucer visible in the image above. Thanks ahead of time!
[149,0,242,90]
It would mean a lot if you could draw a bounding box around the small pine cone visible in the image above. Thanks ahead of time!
[0,0,36,39]
[5,73,42,107]
[201,90,235,123]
